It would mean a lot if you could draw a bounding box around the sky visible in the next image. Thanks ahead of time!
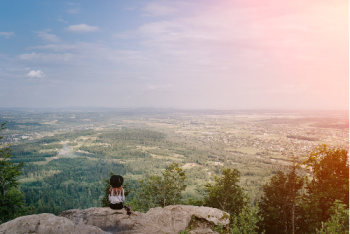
[0,0,348,110]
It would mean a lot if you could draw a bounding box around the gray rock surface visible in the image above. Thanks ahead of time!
[0,213,106,234]
[0,205,229,234]
[60,205,230,234]
[59,207,137,233]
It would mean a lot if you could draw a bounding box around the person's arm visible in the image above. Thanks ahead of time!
[122,188,125,202]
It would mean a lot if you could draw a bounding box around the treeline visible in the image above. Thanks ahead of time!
[98,128,166,144]
[5,126,348,232]
[11,127,287,210]
[4,120,42,130]
[3,136,349,233]
[78,128,213,165]
[10,130,96,163]
[115,145,349,233]
[11,143,58,163]
[287,135,318,141]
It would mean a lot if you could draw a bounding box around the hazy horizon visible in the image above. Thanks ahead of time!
[0,106,349,113]
[1,0,348,110]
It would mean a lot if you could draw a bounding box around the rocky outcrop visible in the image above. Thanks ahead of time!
[59,207,135,233]
[0,213,106,234]
[59,205,230,234]
[0,205,230,234]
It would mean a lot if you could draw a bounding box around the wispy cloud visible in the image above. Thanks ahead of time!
[27,70,45,78]
[1,0,347,109]
[67,24,99,33]
[19,52,73,63]
[58,18,69,24]
[65,1,79,14]
[143,84,173,91]
[143,2,176,16]
[67,8,80,14]
[29,44,78,52]
[0,32,14,39]
[36,31,60,43]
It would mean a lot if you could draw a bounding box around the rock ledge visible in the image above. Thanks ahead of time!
[0,205,230,234]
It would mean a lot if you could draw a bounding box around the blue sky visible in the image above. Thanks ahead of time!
[0,0,348,109]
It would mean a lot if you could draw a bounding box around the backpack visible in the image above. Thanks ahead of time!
[110,175,124,188]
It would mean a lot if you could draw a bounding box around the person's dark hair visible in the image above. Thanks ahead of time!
[110,175,124,188]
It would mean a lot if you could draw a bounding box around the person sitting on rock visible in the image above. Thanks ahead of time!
[109,175,125,210]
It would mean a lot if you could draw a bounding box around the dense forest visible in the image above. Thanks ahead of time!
[9,127,281,214]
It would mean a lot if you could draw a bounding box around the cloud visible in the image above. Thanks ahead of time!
[27,70,45,78]
[29,44,77,52]
[67,8,80,14]
[0,32,14,38]
[36,32,60,43]
[143,3,176,16]
[58,18,69,24]
[144,84,173,91]
[67,24,99,33]
[113,31,135,39]
[19,52,73,63]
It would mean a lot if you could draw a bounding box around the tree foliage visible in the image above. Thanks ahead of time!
[258,169,304,234]
[0,122,26,223]
[204,168,245,217]
[131,162,186,212]
[302,145,349,231]
[101,171,115,207]
[316,200,349,234]
[21,158,127,214]
[230,198,264,234]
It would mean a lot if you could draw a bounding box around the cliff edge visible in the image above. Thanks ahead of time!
[0,205,230,234]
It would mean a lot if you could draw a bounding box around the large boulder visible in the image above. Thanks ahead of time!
[0,205,229,234]
[59,205,230,234]
[59,208,136,233]
[0,213,106,234]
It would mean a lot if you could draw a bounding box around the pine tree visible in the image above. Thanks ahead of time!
[0,122,27,223]
[258,169,304,234]
[204,168,246,217]
[230,197,264,234]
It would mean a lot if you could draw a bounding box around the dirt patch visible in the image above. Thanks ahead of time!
[182,163,199,169]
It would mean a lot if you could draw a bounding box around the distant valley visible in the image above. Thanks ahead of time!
[1,108,348,214]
